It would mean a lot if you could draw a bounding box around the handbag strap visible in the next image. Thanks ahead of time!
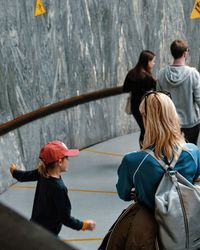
[144,147,182,171]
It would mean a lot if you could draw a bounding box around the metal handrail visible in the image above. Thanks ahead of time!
[0,86,123,136]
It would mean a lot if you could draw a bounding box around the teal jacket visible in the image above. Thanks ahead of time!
[116,143,200,210]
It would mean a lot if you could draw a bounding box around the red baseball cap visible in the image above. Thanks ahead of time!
[39,140,79,164]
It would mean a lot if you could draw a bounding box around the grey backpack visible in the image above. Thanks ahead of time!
[145,149,200,250]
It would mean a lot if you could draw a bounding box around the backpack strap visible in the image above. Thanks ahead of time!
[133,147,183,185]
[133,153,149,183]
[144,147,182,171]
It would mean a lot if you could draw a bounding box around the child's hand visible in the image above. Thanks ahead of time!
[82,220,96,231]
[10,163,17,175]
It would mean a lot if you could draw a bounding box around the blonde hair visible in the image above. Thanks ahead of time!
[139,92,185,161]
[37,160,57,178]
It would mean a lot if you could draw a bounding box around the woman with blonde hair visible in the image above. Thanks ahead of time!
[140,91,185,162]
[101,92,200,250]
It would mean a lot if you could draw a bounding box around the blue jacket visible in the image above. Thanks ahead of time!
[116,143,200,210]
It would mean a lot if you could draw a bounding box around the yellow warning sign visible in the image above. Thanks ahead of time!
[191,0,200,19]
[34,0,46,17]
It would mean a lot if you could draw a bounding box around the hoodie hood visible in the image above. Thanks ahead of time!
[163,65,193,86]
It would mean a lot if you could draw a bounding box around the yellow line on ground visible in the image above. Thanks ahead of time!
[63,237,103,242]
[69,189,116,194]
[81,149,123,157]
[11,186,117,194]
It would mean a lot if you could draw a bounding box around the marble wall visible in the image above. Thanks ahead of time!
[0,0,199,192]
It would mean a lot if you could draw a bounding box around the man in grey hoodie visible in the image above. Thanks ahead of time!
[157,39,200,144]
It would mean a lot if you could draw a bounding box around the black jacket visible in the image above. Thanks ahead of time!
[123,69,156,114]
[13,169,83,235]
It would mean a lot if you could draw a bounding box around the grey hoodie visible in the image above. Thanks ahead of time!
[157,65,200,128]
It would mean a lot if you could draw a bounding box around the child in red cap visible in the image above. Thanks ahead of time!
[10,140,96,235]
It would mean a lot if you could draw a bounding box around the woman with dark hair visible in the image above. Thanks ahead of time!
[123,50,156,147]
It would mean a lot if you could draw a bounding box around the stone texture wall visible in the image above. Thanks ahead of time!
[0,0,199,192]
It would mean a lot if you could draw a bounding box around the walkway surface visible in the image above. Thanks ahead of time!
[0,132,140,250]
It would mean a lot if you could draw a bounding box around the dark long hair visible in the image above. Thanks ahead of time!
[133,50,155,78]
